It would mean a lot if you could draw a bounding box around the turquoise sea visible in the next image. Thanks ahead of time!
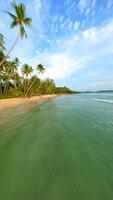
[0,93,113,200]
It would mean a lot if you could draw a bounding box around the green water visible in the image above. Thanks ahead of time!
[0,94,113,200]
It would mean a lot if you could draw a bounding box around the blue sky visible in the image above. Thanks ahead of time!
[0,0,113,91]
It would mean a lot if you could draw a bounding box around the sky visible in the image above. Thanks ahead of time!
[0,0,113,91]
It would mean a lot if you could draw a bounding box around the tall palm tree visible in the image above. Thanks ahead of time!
[0,1,32,67]
[21,64,33,95]
[3,60,18,95]
[25,64,46,97]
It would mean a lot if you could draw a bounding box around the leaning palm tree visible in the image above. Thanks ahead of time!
[0,1,32,67]
[25,64,46,97]
[21,64,33,95]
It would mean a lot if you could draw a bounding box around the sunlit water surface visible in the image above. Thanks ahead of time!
[0,93,113,200]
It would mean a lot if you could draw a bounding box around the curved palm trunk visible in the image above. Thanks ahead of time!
[25,77,37,97]
[0,33,20,67]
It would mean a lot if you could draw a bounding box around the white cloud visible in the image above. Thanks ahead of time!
[78,0,97,15]
[39,20,113,80]
[44,54,74,79]
[85,7,91,15]
[82,20,113,44]
[91,0,97,8]
[83,27,98,41]
[1,0,113,90]
[78,0,90,13]
[34,53,91,80]
[74,21,80,30]
[68,21,73,29]
[8,18,113,82]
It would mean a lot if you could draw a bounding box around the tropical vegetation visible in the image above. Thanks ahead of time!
[0,1,32,67]
[0,1,77,99]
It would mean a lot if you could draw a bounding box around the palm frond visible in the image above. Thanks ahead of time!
[11,1,16,10]
[5,1,32,41]
[10,21,17,28]
[23,18,32,26]
[4,10,16,20]
[20,3,26,18]
[37,64,46,73]
[11,1,21,17]
[0,44,6,52]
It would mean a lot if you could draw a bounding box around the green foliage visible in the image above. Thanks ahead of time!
[0,2,32,68]
[37,64,46,74]
[0,51,5,65]
[39,78,56,94]
[5,2,32,38]
[0,52,77,97]
[28,76,41,96]
[21,64,33,77]
[55,87,77,94]
[0,34,5,51]
[8,88,23,97]
[0,34,77,98]
[0,2,78,98]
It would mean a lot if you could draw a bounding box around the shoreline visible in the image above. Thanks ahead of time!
[0,94,58,111]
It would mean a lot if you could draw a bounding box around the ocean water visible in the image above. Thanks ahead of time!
[0,93,113,200]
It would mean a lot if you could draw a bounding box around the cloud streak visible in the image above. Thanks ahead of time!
[25,19,113,81]
[0,0,113,90]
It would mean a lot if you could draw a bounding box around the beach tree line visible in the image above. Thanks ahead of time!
[0,1,76,98]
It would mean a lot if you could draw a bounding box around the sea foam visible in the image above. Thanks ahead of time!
[93,99,113,104]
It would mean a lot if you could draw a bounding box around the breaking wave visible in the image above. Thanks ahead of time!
[93,98,113,104]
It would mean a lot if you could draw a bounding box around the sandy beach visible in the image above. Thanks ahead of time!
[0,94,58,111]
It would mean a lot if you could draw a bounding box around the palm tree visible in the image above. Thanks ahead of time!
[0,51,6,95]
[21,64,33,95]
[21,64,33,78]
[37,64,46,78]
[13,57,20,66]
[11,57,20,94]
[0,34,6,94]
[14,72,20,88]
[25,64,46,97]
[3,60,18,95]
[0,34,6,52]
[0,1,32,67]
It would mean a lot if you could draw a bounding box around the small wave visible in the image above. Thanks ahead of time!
[93,98,113,104]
